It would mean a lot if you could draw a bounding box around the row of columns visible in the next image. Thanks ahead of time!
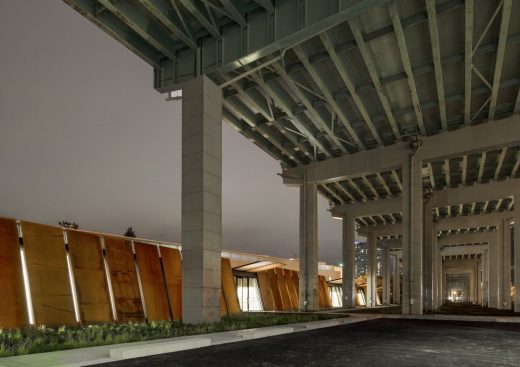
[302,161,519,314]
[180,77,519,319]
[174,76,519,322]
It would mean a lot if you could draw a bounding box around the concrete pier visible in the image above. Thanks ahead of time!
[181,76,223,324]
[299,182,318,310]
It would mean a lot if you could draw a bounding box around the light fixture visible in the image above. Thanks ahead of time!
[166,89,183,101]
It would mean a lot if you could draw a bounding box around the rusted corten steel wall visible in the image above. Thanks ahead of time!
[255,269,333,311]
[134,242,172,322]
[0,218,28,329]
[104,237,145,323]
[0,217,185,329]
[21,221,77,326]
[67,230,112,323]
[160,247,182,320]
[221,258,240,315]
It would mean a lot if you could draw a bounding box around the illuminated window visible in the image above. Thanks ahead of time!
[235,276,263,311]
[329,285,343,308]
[356,289,366,306]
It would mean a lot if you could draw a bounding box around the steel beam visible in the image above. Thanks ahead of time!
[63,0,162,68]
[464,0,473,125]
[349,19,401,140]
[425,0,447,130]
[178,0,221,40]
[388,2,426,135]
[222,108,295,167]
[253,0,274,13]
[488,0,512,120]
[97,0,178,62]
[494,147,507,180]
[137,0,197,50]
[292,46,368,149]
[272,63,348,153]
[216,0,393,75]
[251,73,333,158]
[220,0,246,27]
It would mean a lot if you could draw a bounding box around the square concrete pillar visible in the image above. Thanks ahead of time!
[299,182,318,310]
[502,219,512,310]
[367,232,377,307]
[181,75,222,324]
[402,156,423,314]
[432,233,440,309]
[393,252,401,304]
[342,215,356,308]
[498,220,505,309]
[482,248,489,307]
[382,246,391,305]
[514,194,520,312]
[423,202,434,311]
[477,259,484,305]
[488,235,499,309]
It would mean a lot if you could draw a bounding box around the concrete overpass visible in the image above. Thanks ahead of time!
[63,0,520,321]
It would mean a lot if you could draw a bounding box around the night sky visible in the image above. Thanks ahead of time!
[0,1,349,265]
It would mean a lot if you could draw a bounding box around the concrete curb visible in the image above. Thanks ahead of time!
[109,337,212,360]
[383,313,520,323]
[0,317,360,367]
[239,326,294,339]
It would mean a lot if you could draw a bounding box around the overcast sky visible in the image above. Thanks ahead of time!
[0,0,345,265]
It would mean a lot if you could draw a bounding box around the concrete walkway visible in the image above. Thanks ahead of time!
[0,316,367,367]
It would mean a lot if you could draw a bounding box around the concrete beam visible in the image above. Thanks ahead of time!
[429,179,519,208]
[435,211,514,231]
[441,245,489,256]
[332,179,519,223]
[439,232,494,245]
[331,196,402,218]
[283,115,520,184]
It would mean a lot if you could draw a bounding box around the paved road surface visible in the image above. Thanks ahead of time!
[95,319,520,366]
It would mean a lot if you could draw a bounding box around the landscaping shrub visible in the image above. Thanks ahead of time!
[0,313,336,357]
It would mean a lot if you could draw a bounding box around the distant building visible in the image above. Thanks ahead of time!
[355,242,383,277]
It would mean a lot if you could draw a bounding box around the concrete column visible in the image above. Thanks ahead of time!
[439,251,446,307]
[498,221,505,309]
[402,156,423,314]
[488,235,500,308]
[299,182,318,310]
[432,233,440,309]
[181,75,222,324]
[366,232,377,307]
[503,219,512,309]
[342,215,356,308]
[478,259,483,305]
[472,261,478,303]
[382,246,391,305]
[393,252,401,304]
[482,248,489,307]
[423,202,434,311]
[515,194,520,312]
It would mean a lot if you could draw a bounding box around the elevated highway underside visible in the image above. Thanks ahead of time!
[62,0,520,321]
